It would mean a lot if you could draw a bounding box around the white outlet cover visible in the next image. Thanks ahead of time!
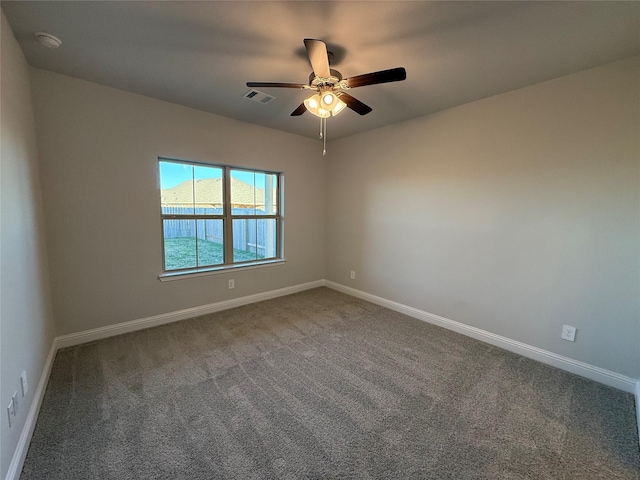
[561,325,576,342]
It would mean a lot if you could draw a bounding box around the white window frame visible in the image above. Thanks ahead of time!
[158,158,284,280]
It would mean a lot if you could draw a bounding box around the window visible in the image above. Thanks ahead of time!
[159,158,282,276]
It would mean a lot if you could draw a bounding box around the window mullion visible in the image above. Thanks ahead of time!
[223,166,234,265]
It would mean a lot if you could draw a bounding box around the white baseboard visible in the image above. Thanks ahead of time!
[325,281,638,394]
[5,340,57,480]
[56,280,325,349]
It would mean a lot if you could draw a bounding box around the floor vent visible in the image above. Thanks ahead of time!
[243,89,275,104]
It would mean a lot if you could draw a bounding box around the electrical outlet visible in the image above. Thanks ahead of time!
[6,402,12,428]
[20,371,28,397]
[350,270,356,280]
[11,392,18,415]
[561,325,576,342]
[228,279,235,289]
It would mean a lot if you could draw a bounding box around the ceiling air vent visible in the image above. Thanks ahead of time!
[243,89,275,104]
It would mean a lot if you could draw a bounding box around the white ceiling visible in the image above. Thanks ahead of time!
[3,1,639,141]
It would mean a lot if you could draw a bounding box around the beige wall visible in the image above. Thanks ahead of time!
[4,16,637,474]
[0,11,57,477]
[326,57,640,379]
[30,69,326,336]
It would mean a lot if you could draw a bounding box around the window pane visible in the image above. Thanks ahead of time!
[196,219,224,266]
[230,170,256,215]
[194,166,223,215]
[254,172,278,215]
[257,218,277,258]
[163,219,196,270]
[254,172,266,214]
[232,219,257,262]
[232,218,277,262]
[230,170,278,216]
[266,174,278,215]
[160,161,195,215]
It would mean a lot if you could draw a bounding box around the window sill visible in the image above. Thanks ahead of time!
[158,259,286,282]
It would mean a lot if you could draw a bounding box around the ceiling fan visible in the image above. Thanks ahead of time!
[246,39,406,154]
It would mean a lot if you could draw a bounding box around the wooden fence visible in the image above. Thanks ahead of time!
[162,207,273,256]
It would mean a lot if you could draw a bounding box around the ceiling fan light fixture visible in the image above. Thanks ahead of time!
[329,98,346,116]
[322,93,335,106]
[304,94,327,118]
[304,92,345,118]
[319,89,342,113]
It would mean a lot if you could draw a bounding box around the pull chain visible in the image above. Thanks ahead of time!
[318,117,328,156]
[322,117,327,156]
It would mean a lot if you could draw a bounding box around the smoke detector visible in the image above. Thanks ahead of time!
[34,32,62,49]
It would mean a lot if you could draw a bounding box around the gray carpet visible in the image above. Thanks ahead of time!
[21,287,639,479]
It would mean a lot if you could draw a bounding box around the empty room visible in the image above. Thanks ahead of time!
[1,1,639,479]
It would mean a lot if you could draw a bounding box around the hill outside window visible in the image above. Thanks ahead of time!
[159,158,282,277]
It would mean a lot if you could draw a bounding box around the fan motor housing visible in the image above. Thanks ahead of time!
[309,69,343,87]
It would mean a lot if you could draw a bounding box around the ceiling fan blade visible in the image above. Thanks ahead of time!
[290,103,307,116]
[303,39,331,78]
[344,67,407,89]
[246,82,307,89]
[336,92,372,115]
